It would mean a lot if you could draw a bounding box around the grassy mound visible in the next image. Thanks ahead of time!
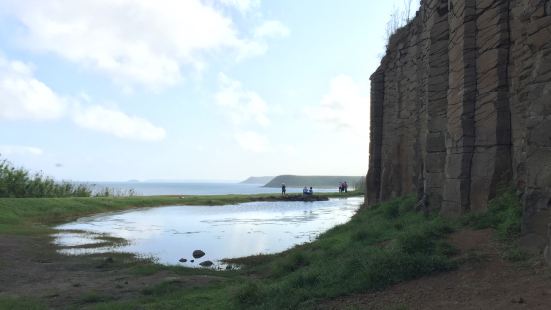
[230,195,457,309]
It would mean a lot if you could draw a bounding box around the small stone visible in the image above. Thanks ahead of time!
[192,250,205,259]
[190,259,194,263]
[179,258,187,263]
[511,297,525,304]
[199,260,214,267]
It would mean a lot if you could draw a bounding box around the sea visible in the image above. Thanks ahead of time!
[88,182,340,196]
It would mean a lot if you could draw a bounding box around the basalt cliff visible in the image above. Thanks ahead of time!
[366,0,551,255]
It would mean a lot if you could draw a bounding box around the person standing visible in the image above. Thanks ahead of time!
[281,183,286,196]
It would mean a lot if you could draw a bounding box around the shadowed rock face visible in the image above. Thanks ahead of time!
[366,0,551,256]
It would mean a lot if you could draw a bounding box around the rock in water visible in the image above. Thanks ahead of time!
[199,260,213,267]
[178,258,187,263]
[192,250,205,259]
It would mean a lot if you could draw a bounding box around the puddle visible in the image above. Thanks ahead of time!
[53,197,363,268]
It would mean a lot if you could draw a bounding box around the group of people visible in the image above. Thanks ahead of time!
[339,181,348,193]
[280,183,314,196]
[280,182,349,195]
[302,186,314,195]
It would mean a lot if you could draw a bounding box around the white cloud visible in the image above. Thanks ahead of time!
[1,0,284,90]
[215,73,270,127]
[72,104,166,142]
[0,54,65,120]
[312,75,370,136]
[254,20,290,38]
[0,145,43,156]
[234,131,270,153]
[217,0,259,13]
[0,53,166,141]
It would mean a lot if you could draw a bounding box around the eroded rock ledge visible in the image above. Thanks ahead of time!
[366,0,551,255]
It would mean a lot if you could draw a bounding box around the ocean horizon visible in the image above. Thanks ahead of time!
[85,181,342,196]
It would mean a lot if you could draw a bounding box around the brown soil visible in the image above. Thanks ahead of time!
[0,234,224,308]
[320,229,551,309]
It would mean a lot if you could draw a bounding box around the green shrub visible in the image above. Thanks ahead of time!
[230,195,458,309]
[0,157,92,198]
[271,252,310,277]
[382,200,400,219]
[502,246,528,262]
[461,191,522,241]
[235,282,265,306]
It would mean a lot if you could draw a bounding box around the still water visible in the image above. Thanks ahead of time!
[53,197,362,267]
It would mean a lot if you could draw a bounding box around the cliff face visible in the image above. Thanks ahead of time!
[367,0,551,253]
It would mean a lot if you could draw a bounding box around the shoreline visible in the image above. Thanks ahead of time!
[0,191,364,235]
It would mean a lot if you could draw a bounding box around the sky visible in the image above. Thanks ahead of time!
[0,0,418,182]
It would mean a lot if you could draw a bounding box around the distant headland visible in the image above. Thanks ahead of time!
[240,176,275,184]
[241,175,363,188]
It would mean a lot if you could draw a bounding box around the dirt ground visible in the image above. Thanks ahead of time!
[321,229,551,310]
[0,234,224,308]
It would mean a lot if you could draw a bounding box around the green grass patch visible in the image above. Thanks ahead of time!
[0,296,46,310]
[225,195,457,309]
[461,191,522,241]
[460,190,526,262]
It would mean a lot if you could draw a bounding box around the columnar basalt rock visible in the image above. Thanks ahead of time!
[366,0,551,256]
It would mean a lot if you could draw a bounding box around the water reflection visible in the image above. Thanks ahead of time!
[53,197,363,267]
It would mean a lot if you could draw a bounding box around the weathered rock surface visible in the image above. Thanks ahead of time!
[367,0,551,257]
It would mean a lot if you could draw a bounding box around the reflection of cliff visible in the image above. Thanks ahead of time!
[366,0,551,254]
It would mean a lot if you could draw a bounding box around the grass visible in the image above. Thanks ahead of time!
[223,195,457,309]
[461,190,526,261]
[0,297,46,310]
[0,157,93,198]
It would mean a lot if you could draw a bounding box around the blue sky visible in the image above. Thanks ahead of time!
[0,0,418,182]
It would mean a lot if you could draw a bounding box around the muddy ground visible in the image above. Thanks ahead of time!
[0,234,225,309]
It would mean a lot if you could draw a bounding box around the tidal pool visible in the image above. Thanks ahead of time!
[53,197,363,268]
